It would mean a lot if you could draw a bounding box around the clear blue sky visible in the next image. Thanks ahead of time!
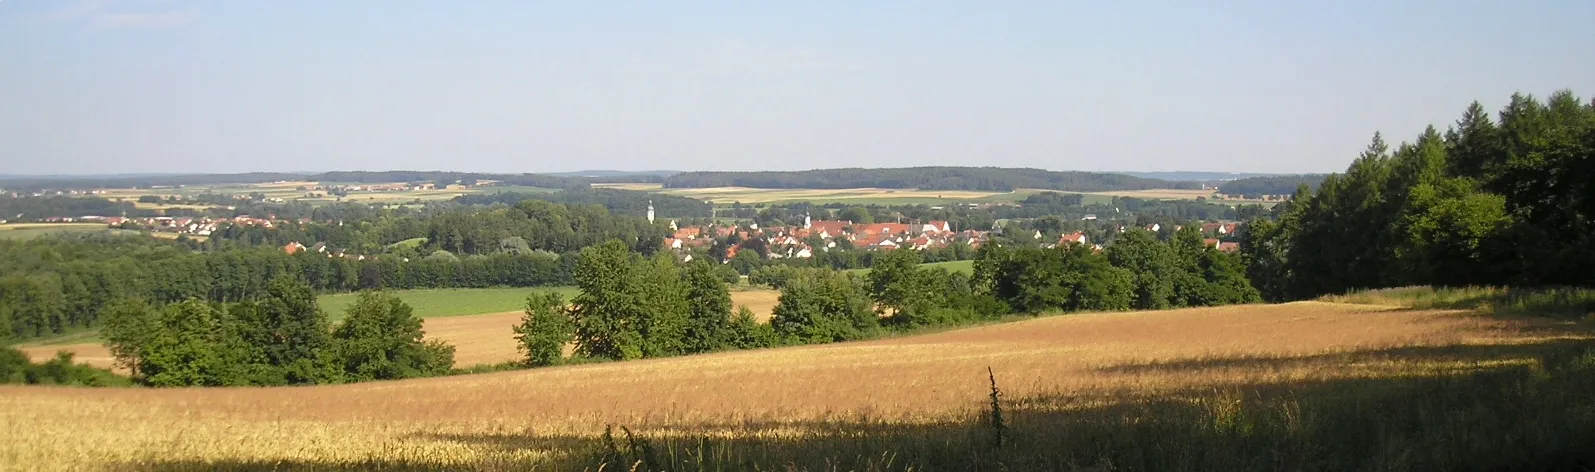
[2,1,1591,175]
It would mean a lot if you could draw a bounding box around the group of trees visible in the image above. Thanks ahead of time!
[1242,91,1595,301]
[0,195,136,220]
[513,240,772,366]
[512,239,992,368]
[665,167,1202,192]
[0,234,578,343]
[99,277,452,386]
[512,227,1263,369]
[976,228,1259,314]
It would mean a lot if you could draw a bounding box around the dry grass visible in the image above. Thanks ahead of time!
[4,302,1588,470]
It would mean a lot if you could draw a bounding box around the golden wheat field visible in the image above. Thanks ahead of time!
[3,302,1588,470]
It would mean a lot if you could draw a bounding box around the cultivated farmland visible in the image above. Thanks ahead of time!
[5,301,1591,470]
[0,223,117,240]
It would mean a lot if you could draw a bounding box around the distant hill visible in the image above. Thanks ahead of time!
[663,167,1201,192]
[543,170,680,178]
[1118,171,1283,182]
[1217,174,1330,196]
[0,171,591,192]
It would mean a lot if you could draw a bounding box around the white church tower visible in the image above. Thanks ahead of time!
[647,200,655,224]
[804,211,812,230]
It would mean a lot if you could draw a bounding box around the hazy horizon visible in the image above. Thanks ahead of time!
[3,1,1592,176]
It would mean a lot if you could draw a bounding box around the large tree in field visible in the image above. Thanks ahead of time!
[867,248,924,316]
[1104,230,1178,310]
[514,291,571,367]
[139,300,241,387]
[332,292,455,380]
[570,240,642,360]
[230,276,334,384]
[568,240,690,360]
[99,298,160,378]
[770,271,876,344]
[681,260,732,354]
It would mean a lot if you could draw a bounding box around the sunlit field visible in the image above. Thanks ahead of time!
[6,301,1591,470]
[0,223,114,240]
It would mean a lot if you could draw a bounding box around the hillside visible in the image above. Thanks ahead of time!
[6,302,1589,470]
[0,171,591,192]
[662,167,1203,192]
[1217,173,1329,196]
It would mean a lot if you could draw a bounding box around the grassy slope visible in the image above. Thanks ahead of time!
[317,286,580,322]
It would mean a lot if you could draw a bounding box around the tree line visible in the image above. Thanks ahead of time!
[452,188,712,219]
[1216,174,1327,197]
[1241,90,1594,301]
[664,167,1202,192]
[0,234,573,343]
[96,277,453,386]
[0,195,138,220]
[512,230,1260,367]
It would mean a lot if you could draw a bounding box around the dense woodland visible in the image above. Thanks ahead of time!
[1242,90,1595,301]
[0,196,136,220]
[1216,174,1328,197]
[664,167,1203,192]
[455,189,712,218]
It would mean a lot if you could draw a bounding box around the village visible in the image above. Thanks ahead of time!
[658,208,1242,264]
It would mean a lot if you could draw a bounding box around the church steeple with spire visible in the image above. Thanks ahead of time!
[647,200,655,224]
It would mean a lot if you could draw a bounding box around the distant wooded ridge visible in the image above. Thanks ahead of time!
[662,167,1205,192]
[0,171,663,192]
[1216,174,1330,196]
[2,168,1313,193]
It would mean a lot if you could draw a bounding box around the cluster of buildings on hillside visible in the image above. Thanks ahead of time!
[664,214,995,261]
[57,215,301,237]
[662,211,1245,262]
[5,189,109,198]
[299,183,438,193]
